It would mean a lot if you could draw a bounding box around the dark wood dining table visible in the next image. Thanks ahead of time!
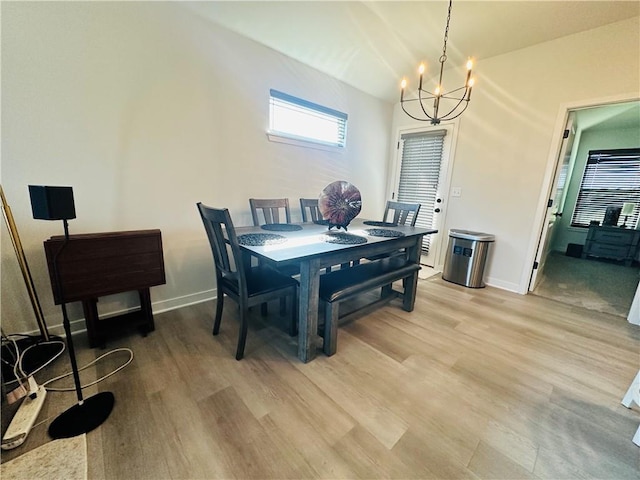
[235,218,437,362]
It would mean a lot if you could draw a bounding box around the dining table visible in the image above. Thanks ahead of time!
[234,218,437,363]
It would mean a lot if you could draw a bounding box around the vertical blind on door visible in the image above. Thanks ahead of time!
[570,148,640,228]
[397,129,447,254]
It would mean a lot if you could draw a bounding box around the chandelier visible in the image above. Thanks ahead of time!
[400,0,475,125]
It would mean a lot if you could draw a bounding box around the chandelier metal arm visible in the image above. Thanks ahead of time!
[436,91,469,120]
[417,84,436,121]
[438,85,468,98]
[402,97,436,122]
[438,98,470,122]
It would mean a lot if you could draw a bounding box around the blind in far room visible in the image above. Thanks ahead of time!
[397,129,447,254]
[571,148,640,228]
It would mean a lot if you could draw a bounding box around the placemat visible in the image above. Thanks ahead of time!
[363,220,398,227]
[261,223,303,232]
[364,228,405,238]
[320,232,368,245]
[237,233,288,246]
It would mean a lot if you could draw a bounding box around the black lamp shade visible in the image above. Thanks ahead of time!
[29,185,76,221]
[603,206,621,226]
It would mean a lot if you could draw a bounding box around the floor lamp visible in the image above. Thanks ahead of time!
[28,185,114,439]
[1,185,64,382]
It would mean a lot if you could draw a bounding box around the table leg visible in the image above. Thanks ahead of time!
[81,298,102,348]
[138,288,155,335]
[298,258,321,363]
[403,236,423,312]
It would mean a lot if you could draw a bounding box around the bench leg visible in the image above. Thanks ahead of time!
[402,272,419,312]
[323,301,339,356]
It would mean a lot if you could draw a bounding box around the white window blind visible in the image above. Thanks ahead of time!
[397,129,446,254]
[269,89,347,148]
[571,148,640,227]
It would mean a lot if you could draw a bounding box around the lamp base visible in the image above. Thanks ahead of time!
[48,391,115,439]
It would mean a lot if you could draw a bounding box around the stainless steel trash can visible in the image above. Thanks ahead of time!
[442,229,495,288]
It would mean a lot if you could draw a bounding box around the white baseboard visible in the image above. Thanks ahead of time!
[485,276,520,293]
[628,283,640,326]
[152,289,216,315]
[30,276,525,340]
[28,289,218,339]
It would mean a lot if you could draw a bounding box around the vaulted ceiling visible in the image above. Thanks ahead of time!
[185,1,639,103]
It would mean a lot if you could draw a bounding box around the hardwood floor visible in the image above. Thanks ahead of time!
[3,276,639,479]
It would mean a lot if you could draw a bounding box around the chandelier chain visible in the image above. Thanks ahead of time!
[440,0,453,63]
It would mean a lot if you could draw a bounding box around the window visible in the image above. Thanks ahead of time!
[571,148,640,228]
[268,90,347,148]
[397,129,447,254]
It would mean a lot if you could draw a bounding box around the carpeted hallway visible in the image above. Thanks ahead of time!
[532,251,639,318]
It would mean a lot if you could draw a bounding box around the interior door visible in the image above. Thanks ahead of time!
[529,113,576,291]
[391,125,454,268]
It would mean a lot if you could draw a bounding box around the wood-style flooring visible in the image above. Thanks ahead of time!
[2,275,640,479]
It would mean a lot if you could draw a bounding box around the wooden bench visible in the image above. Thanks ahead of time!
[318,256,421,356]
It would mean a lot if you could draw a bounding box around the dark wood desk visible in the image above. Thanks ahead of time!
[44,230,166,347]
[235,219,435,362]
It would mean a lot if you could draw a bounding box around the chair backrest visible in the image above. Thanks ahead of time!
[383,200,421,226]
[249,198,291,226]
[197,203,246,296]
[300,198,322,223]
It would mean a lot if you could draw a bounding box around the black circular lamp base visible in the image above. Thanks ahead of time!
[48,392,115,439]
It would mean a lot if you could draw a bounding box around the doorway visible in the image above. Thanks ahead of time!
[529,99,640,317]
[389,123,456,268]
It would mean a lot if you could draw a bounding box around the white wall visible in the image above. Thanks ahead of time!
[391,16,640,292]
[552,125,640,252]
[1,2,392,335]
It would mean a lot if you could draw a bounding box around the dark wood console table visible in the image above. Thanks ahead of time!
[44,229,166,347]
[582,225,640,266]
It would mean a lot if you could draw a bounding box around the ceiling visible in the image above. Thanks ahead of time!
[185,1,640,103]
[575,101,640,132]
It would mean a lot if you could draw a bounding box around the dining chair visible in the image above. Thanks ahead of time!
[249,198,292,226]
[300,198,340,273]
[248,196,300,274]
[361,201,423,265]
[197,202,298,360]
[248,198,300,316]
[383,200,421,226]
[299,198,322,223]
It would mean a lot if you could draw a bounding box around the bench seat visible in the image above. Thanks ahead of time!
[319,256,421,355]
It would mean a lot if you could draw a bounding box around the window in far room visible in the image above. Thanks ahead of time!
[267,89,348,149]
[571,148,640,227]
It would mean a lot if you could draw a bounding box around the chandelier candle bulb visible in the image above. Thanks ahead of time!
[418,64,425,90]
[466,80,473,100]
